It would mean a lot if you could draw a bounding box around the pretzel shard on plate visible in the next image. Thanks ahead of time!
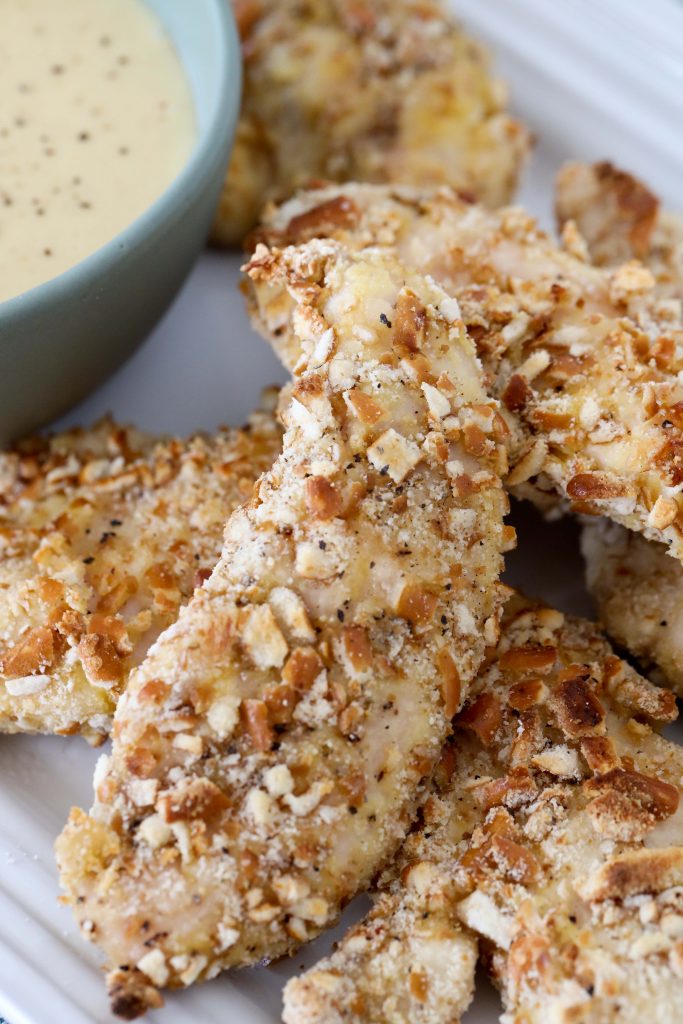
[56,244,508,1018]
[246,181,683,561]
[0,412,280,742]
[284,593,683,1024]
[212,0,530,244]
[556,161,683,300]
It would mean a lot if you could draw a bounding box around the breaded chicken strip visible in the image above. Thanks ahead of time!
[211,0,530,245]
[284,594,683,1024]
[246,182,683,560]
[556,162,683,300]
[0,412,280,742]
[554,164,683,692]
[56,245,509,1018]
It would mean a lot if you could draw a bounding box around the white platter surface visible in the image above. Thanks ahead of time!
[1,1,682,1020]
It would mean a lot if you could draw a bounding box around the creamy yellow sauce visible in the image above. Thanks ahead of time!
[0,0,195,302]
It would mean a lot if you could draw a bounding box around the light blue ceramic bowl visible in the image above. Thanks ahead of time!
[0,0,241,443]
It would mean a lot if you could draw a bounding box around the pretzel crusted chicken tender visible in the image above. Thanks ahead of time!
[249,182,683,560]
[556,161,683,300]
[56,245,509,1018]
[582,520,683,695]
[212,0,530,244]
[0,414,280,741]
[285,595,683,1024]
[556,165,683,695]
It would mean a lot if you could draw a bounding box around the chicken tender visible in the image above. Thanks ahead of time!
[555,164,683,693]
[556,161,683,300]
[284,594,683,1024]
[0,412,280,741]
[247,181,683,560]
[56,244,509,1018]
[212,0,530,245]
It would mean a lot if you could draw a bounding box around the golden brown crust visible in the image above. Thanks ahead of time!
[56,244,508,1016]
[556,161,683,301]
[212,0,530,245]
[0,413,280,741]
[285,595,683,1024]
[247,181,683,561]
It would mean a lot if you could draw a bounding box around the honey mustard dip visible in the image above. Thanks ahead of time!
[0,0,195,302]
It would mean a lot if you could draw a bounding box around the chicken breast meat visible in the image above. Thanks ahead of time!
[246,181,683,561]
[56,243,509,1018]
[212,0,530,244]
[0,412,280,742]
[284,593,683,1024]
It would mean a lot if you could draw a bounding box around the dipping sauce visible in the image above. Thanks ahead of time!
[0,0,195,302]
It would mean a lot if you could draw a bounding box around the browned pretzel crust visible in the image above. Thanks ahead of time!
[212,0,530,244]
[284,594,683,1024]
[0,411,280,741]
[56,244,508,1017]
[246,182,683,561]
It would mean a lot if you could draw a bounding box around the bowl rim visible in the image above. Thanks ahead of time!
[0,0,241,319]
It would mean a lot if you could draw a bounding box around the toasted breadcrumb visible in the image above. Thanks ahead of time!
[247,181,683,561]
[55,245,508,1017]
[284,594,683,1024]
[0,412,280,741]
[556,162,683,301]
[211,0,530,244]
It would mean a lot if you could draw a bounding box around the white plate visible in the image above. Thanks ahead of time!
[2,1,683,1021]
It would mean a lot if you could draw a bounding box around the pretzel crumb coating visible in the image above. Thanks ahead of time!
[0,411,280,742]
[285,594,683,1024]
[283,884,477,1024]
[211,0,530,245]
[248,181,683,561]
[556,161,683,300]
[56,246,508,1017]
